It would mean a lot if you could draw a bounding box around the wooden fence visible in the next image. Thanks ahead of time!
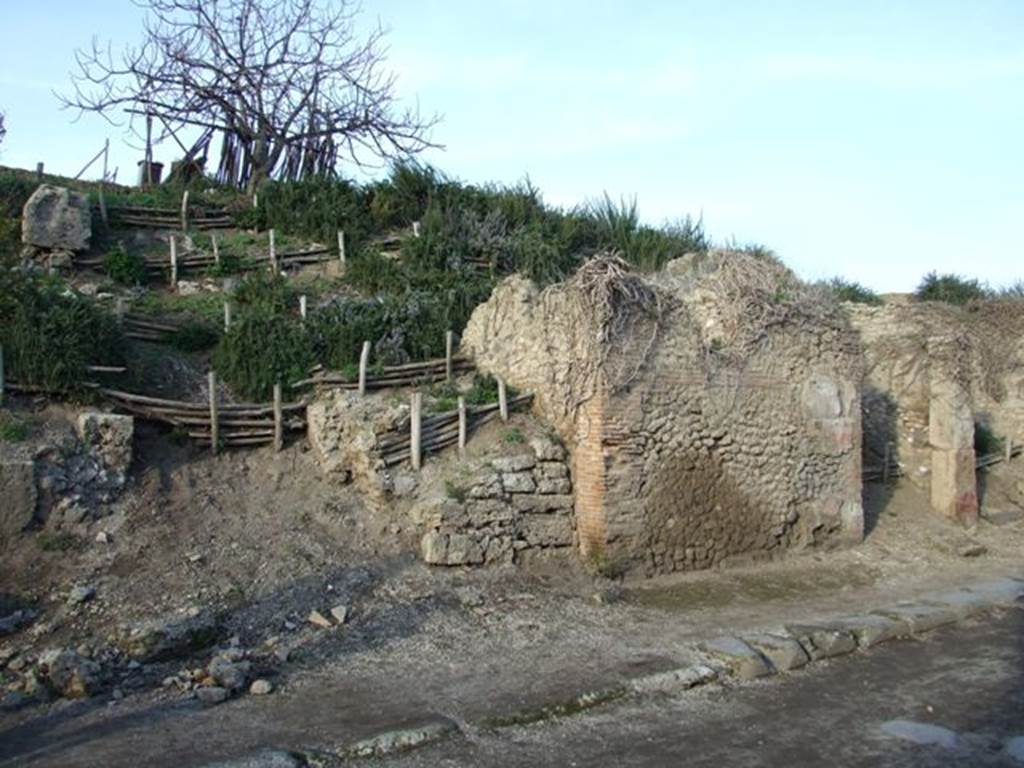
[378,392,532,468]
[108,204,233,231]
[73,230,340,283]
[102,378,305,451]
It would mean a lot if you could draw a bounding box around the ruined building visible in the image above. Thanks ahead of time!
[849,300,1024,526]
[463,253,864,575]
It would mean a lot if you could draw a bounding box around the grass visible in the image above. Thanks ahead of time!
[0,412,30,442]
[974,422,1005,456]
[0,270,125,392]
[504,428,525,444]
[915,271,989,305]
[36,532,84,553]
[133,291,225,323]
[823,277,883,305]
[444,480,468,503]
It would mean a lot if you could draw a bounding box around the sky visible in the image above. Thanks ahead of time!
[1,1,1022,292]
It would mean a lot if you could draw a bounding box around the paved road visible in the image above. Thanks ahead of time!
[381,609,1024,768]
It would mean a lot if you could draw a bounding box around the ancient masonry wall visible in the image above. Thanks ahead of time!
[464,259,864,576]
[847,302,1024,525]
[418,437,575,565]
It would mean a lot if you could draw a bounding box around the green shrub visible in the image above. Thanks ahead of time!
[823,277,883,305]
[0,412,30,442]
[464,375,500,406]
[974,422,1005,456]
[233,272,296,315]
[104,243,147,285]
[212,311,314,400]
[0,173,39,218]
[0,269,125,391]
[915,272,990,305]
[254,176,372,248]
[444,480,468,503]
[171,321,220,352]
[504,428,524,444]
[996,280,1024,299]
[367,163,446,230]
[0,217,19,263]
[36,532,84,552]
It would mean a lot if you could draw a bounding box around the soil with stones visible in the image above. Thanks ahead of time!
[1,400,1023,766]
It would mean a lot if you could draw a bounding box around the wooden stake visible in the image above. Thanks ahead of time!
[169,236,178,288]
[358,340,371,396]
[498,377,508,422]
[1006,437,1013,463]
[35,162,44,181]
[211,233,220,267]
[0,345,5,406]
[269,229,277,273]
[337,230,346,266]
[208,371,219,454]
[98,139,109,227]
[882,442,891,483]
[299,295,307,321]
[457,396,467,457]
[445,331,454,382]
[412,221,421,238]
[223,302,232,331]
[411,392,422,471]
[180,189,189,232]
[115,297,126,324]
[273,382,283,452]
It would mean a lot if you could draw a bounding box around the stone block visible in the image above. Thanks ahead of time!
[821,614,908,647]
[420,531,484,566]
[21,185,91,251]
[0,460,36,544]
[492,454,536,473]
[786,624,857,660]
[512,494,574,514]
[536,478,572,495]
[530,436,567,461]
[700,636,773,680]
[502,471,536,494]
[518,514,573,547]
[743,633,810,671]
[465,499,514,527]
[537,461,570,479]
[76,413,134,478]
[873,603,960,634]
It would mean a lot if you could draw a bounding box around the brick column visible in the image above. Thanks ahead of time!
[573,388,608,559]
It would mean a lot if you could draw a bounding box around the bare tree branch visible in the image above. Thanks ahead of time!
[58,0,441,189]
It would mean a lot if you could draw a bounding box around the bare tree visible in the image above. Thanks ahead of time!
[0,112,6,147]
[59,0,440,190]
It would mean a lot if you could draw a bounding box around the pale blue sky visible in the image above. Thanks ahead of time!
[1,1,1021,291]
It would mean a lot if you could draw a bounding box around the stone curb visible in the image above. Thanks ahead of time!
[213,577,1023,764]
[341,717,459,760]
[483,576,1024,734]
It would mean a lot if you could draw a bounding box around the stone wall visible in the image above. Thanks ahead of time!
[416,436,574,566]
[0,410,134,542]
[848,301,1024,524]
[464,254,864,576]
